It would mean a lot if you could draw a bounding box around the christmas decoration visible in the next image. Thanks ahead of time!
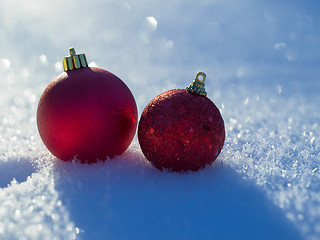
[138,72,225,171]
[37,47,138,163]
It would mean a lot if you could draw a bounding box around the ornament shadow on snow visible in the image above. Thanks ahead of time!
[37,47,138,163]
[138,72,225,172]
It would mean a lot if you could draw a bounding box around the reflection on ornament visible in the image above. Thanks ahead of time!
[138,72,225,171]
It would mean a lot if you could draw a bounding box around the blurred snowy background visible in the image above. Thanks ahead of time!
[0,0,319,239]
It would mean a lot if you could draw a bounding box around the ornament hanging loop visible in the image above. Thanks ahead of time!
[195,72,206,84]
[62,47,88,72]
[186,72,207,96]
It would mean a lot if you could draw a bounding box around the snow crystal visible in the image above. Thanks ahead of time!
[0,58,11,72]
[54,62,63,73]
[145,17,158,32]
[274,42,287,50]
[39,55,48,66]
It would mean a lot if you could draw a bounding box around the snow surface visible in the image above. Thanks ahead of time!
[0,0,320,239]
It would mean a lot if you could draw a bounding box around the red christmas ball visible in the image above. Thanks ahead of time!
[37,48,137,163]
[138,72,225,171]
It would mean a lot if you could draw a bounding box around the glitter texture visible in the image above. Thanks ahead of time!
[138,89,225,171]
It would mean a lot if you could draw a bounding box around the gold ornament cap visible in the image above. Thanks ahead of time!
[186,72,207,96]
[62,47,88,71]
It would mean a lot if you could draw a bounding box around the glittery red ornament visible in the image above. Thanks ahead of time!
[138,72,225,171]
[37,48,137,163]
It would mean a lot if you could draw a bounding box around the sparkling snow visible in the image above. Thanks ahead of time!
[0,0,319,239]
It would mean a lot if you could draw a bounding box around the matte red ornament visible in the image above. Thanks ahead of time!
[37,47,138,163]
[138,72,225,171]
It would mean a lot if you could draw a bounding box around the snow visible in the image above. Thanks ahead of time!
[0,0,320,239]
